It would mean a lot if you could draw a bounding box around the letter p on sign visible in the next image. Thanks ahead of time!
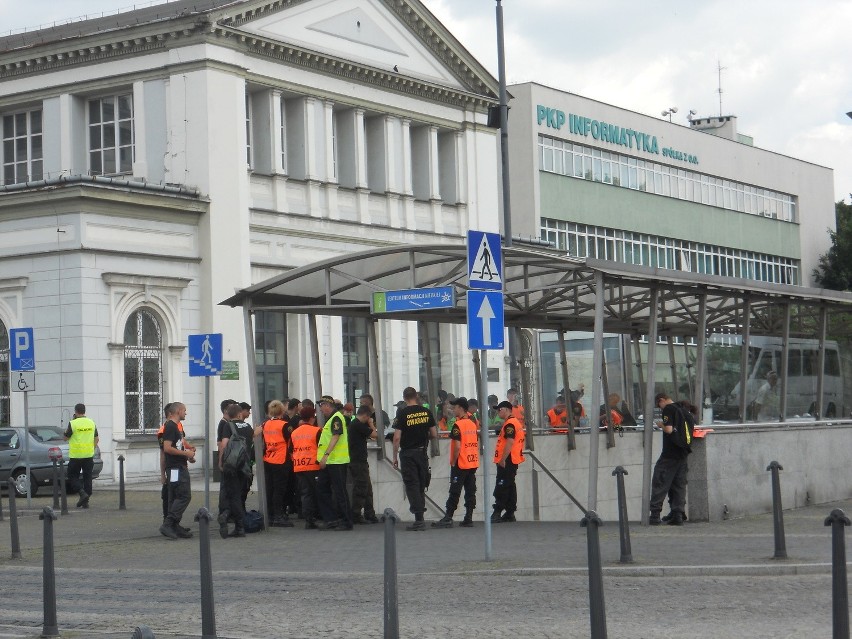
[9,327,34,371]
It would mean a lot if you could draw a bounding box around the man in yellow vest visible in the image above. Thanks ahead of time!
[432,397,479,528]
[64,403,99,508]
[316,395,353,530]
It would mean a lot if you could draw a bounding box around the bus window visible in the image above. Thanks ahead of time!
[803,350,818,376]
[825,350,841,377]
[787,349,802,376]
[754,350,775,380]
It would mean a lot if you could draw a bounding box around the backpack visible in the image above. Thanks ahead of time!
[221,422,250,475]
[243,509,265,533]
[672,405,694,453]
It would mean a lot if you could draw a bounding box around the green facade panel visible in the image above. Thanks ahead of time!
[539,172,801,259]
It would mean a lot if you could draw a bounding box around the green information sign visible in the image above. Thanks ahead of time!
[220,360,239,381]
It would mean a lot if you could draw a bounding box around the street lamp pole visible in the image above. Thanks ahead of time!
[496,0,512,248]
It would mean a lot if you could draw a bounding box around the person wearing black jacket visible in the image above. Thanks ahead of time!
[649,392,693,526]
[348,405,378,524]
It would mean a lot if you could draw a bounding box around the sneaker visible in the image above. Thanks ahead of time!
[459,518,474,528]
[500,514,516,523]
[159,522,178,540]
[490,512,503,524]
[364,514,379,524]
[76,491,89,508]
[406,521,426,532]
[217,512,230,539]
[175,527,193,539]
[431,516,453,529]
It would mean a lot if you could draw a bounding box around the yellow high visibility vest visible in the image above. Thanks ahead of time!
[317,411,350,464]
[68,417,96,458]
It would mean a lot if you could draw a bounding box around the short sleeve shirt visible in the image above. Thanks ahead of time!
[394,404,436,450]
[162,420,187,470]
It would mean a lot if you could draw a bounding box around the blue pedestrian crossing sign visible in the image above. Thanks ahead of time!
[189,333,223,376]
[9,327,34,371]
[467,230,503,291]
[467,291,504,350]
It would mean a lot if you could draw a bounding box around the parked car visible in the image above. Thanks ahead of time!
[0,426,103,497]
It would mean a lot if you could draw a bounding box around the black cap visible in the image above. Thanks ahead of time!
[492,400,513,411]
[449,396,469,411]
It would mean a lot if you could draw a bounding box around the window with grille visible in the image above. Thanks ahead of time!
[88,94,134,176]
[2,109,43,185]
[123,309,163,434]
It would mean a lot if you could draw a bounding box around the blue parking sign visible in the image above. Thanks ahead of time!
[9,327,34,371]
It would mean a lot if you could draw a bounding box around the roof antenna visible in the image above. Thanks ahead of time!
[717,60,727,117]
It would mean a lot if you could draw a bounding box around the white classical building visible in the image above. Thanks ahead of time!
[0,0,500,478]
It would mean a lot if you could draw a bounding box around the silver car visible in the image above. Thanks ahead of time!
[0,426,103,497]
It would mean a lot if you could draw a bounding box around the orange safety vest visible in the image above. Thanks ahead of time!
[547,408,568,433]
[290,423,321,472]
[263,418,288,465]
[511,404,525,423]
[494,417,526,465]
[452,416,479,470]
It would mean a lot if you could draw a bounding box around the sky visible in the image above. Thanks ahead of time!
[2,0,851,203]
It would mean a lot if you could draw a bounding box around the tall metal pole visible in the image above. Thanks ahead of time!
[367,319,387,461]
[203,375,211,511]
[24,391,31,508]
[693,295,708,423]
[641,288,659,525]
[816,306,828,419]
[243,303,267,528]
[308,314,323,401]
[779,303,791,422]
[479,349,493,561]
[496,0,512,247]
[738,297,752,423]
[588,271,605,511]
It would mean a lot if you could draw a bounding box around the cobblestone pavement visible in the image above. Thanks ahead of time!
[0,485,848,638]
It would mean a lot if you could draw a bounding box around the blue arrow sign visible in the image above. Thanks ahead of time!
[467,291,504,350]
[9,327,34,371]
[467,230,503,291]
[189,333,223,377]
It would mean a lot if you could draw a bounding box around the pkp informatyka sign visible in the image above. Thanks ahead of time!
[372,287,455,313]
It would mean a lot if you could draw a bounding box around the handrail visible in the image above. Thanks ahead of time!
[523,449,588,516]
[377,444,446,517]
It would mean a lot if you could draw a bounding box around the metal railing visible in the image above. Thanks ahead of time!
[523,449,587,516]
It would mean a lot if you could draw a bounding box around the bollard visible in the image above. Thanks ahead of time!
[52,460,60,511]
[824,509,851,639]
[581,510,608,639]
[131,624,156,638]
[58,459,68,516]
[612,466,633,564]
[40,506,59,638]
[7,479,21,559]
[118,454,126,511]
[194,508,217,639]
[766,461,787,559]
[382,507,400,639]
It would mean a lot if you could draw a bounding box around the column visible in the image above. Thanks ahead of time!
[324,100,336,183]
[131,81,148,177]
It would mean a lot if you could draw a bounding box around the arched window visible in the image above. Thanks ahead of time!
[0,320,8,426]
[124,309,163,434]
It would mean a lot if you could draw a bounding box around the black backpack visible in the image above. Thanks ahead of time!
[221,422,250,475]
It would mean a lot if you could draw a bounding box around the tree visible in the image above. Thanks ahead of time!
[813,198,852,291]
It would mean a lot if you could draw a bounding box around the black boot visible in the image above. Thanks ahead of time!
[460,508,474,527]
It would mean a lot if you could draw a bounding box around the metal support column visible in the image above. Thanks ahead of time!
[557,329,576,451]
[622,335,636,416]
[682,341,694,400]
[515,327,534,451]
[588,271,606,511]
[243,303,267,528]
[307,313,323,400]
[641,287,660,525]
[633,334,647,424]
[367,319,387,461]
[667,338,679,398]
[601,358,615,448]
[478,349,493,561]
[693,295,708,423]
[419,321,440,458]
[738,297,752,424]
[779,303,791,422]
[816,306,828,419]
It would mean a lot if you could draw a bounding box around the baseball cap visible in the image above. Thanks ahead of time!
[449,396,469,411]
[492,400,513,411]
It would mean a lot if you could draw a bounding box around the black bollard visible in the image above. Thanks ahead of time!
[194,508,217,639]
[766,461,787,559]
[58,459,68,516]
[382,507,400,639]
[824,509,851,639]
[118,455,126,511]
[40,506,59,638]
[581,510,608,639]
[7,479,21,559]
[52,460,60,511]
[612,466,633,564]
